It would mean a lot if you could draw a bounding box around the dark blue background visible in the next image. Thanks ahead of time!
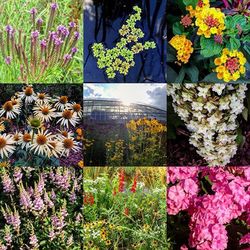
[84,0,167,83]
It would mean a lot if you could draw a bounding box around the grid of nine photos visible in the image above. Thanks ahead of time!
[0,0,249,250]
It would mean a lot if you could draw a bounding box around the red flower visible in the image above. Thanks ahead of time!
[113,188,117,196]
[130,175,137,193]
[83,193,95,205]
[118,169,125,193]
[124,207,129,216]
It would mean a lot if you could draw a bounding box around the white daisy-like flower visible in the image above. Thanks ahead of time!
[48,139,64,158]
[17,85,37,104]
[35,92,51,105]
[68,102,83,118]
[57,109,79,128]
[0,134,15,159]
[56,129,75,140]
[27,116,44,130]
[0,100,21,119]
[13,131,23,145]
[33,103,58,122]
[0,121,6,133]
[30,129,54,157]
[61,136,81,157]
[54,96,69,111]
[19,131,33,150]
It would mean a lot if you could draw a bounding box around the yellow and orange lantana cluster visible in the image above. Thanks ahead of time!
[186,0,210,17]
[214,49,246,82]
[195,7,225,38]
[169,35,194,64]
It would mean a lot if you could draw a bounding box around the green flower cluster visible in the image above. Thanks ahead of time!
[92,6,156,79]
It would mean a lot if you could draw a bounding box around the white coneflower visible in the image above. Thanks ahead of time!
[57,109,79,128]
[30,130,54,157]
[68,102,83,118]
[0,134,15,159]
[17,85,37,104]
[19,131,32,150]
[54,96,69,111]
[33,104,58,122]
[0,122,5,133]
[0,100,21,119]
[61,137,80,157]
[27,116,43,130]
[13,131,23,144]
[48,139,64,158]
[35,92,51,105]
[56,129,75,140]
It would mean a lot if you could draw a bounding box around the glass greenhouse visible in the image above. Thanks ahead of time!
[84,99,166,123]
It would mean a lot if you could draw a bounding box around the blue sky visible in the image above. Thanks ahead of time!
[84,84,166,110]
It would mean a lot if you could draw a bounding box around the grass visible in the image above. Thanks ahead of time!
[0,0,83,83]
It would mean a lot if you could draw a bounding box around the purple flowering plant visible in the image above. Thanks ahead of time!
[0,2,82,83]
[0,166,83,249]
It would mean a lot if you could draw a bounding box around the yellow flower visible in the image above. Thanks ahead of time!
[187,0,210,17]
[105,240,111,246]
[78,160,84,168]
[195,7,225,38]
[169,35,193,64]
[214,49,246,82]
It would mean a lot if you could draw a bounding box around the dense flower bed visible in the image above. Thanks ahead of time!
[0,166,83,249]
[167,0,250,83]
[167,167,250,250]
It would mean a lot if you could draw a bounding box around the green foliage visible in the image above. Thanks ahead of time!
[92,6,156,79]
[84,168,168,249]
[200,37,223,58]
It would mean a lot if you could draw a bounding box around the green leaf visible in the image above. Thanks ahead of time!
[242,35,250,43]
[227,37,241,50]
[200,37,223,58]
[172,22,185,35]
[202,72,224,83]
[236,128,245,146]
[184,65,199,82]
[174,67,185,83]
[242,108,248,121]
[183,0,198,8]
[225,16,233,29]
[166,66,178,82]
[232,14,247,28]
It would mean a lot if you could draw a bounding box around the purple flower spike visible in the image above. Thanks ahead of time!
[64,54,72,61]
[2,173,15,193]
[71,47,78,54]
[54,37,63,46]
[20,187,32,210]
[14,168,23,183]
[5,25,13,34]
[51,3,58,10]
[74,31,80,40]
[37,18,43,25]
[31,30,39,39]
[30,7,37,15]
[5,56,12,65]
[40,39,47,48]
[69,22,76,28]
[29,234,39,247]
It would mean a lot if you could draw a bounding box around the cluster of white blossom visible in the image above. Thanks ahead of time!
[167,83,247,166]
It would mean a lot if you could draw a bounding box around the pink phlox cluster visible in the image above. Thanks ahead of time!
[167,167,250,250]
